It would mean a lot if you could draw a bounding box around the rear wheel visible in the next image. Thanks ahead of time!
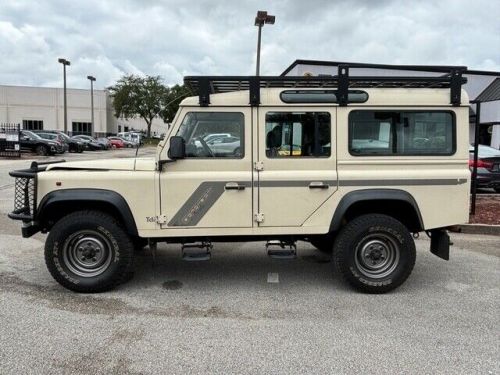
[333,214,416,293]
[45,210,134,293]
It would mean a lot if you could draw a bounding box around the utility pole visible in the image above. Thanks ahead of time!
[58,58,71,133]
[254,11,275,76]
[87,75,96,137]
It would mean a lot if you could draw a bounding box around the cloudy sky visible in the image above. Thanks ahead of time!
[1,0,499,90]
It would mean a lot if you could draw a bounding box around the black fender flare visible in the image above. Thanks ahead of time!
[37,188,138,236]
[329,189,424,232]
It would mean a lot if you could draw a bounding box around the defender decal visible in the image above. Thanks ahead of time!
[168,181,251,226]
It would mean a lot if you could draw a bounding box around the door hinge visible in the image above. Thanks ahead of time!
[255,213,265,223]
[157,215,167,224]
[254,161,264,171]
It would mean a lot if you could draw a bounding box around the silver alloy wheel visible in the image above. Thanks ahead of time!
[354,233,400,279]
[62,230,113,277]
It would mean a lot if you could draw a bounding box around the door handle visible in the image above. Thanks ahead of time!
[309,181,329,189]
[225,182,245,191]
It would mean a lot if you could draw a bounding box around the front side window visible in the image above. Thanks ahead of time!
[349,111,455,156]
[265,112,331,157]
[176,112,244,158]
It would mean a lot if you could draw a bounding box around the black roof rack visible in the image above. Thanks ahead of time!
[184,64,467,107]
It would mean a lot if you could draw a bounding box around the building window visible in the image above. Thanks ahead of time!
[176,112,244,158]
[22,120,43,130]
[265,112,331,157]
[349,111,455,156]
[72,122,92,136]
[118,125,122,133]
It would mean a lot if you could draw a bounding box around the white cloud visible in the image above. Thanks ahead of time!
[0,0,498,90]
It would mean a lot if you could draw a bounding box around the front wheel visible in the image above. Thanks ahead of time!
[45,210,134,293]
[333,214,416,293]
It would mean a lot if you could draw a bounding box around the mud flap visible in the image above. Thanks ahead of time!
[430,229,450,260]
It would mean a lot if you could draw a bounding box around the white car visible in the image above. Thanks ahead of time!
[206,136,241,156]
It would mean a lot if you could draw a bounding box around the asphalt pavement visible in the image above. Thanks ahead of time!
[0,149,498,374]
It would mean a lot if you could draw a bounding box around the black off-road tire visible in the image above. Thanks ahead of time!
[310,235,334,254]
[36,145,48,156]
[332,214,416,294]
[44,210,135,293]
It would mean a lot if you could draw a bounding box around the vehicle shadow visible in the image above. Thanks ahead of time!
[127,242,342,292]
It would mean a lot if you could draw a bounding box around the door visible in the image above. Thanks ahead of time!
[160,108,253,229]
[256,108,338,227]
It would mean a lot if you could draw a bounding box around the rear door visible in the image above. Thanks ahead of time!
[255,107,338,227]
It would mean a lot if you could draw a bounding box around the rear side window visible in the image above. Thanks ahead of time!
[349,111,455,156]
[265,112,331,157]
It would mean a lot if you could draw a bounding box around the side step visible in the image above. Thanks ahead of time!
[182,241,212,261]
[266,240,297,259]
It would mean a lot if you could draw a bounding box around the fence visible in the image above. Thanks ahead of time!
[0,123,21,158]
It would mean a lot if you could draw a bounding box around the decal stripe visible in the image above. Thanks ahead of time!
[167,178,467,227]
[168,181,251,226]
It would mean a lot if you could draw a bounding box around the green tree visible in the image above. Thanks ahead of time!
[160,84,192,124]
[108,75,170,138]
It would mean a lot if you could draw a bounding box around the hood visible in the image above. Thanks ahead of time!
[45,157,156,171]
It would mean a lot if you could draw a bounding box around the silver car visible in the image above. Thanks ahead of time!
[206,136,241,156]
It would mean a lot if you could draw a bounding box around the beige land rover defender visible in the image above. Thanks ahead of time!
[9,66,470,293]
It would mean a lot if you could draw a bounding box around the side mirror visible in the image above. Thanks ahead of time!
[168,136,185,160]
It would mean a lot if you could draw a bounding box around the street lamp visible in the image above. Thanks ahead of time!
[58,58,71,134]
[87,75,96,137]
[254,10,275,76]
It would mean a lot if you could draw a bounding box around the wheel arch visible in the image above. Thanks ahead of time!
[330,189,424,233]
[37,188,138,236]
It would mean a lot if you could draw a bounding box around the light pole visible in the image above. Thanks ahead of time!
[58,58,70,133]
[254,10,275,76]
[87,75,96,137]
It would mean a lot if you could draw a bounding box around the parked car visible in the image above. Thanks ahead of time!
[107,137,125,148]
[205,135,241,156]
[96,137,112,150]
[469,145,500,192]
[32,130,84,153]
[113,136,135,148]
[72,135,105,151]
[37,133,68,154]
[118,131,143,145]
[18,130,62,155]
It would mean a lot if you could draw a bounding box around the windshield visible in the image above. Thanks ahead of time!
[23,131,41,139]
[59,133,71,141]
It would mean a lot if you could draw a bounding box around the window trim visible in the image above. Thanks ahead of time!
[265,111,332,159]
[177,111,246,160]
[348,110,456,157]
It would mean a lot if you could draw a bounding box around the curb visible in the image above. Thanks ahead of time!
[450,224,500,236]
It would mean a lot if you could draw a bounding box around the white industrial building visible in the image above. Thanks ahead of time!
[282,60,500,149]
[0,85,168,137]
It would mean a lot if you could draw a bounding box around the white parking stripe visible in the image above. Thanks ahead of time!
[267,273,279,283]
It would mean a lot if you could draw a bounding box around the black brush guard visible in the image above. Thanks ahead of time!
[8,160,65,222]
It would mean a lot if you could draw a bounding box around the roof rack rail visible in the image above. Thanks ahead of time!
[184,64,467,107]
